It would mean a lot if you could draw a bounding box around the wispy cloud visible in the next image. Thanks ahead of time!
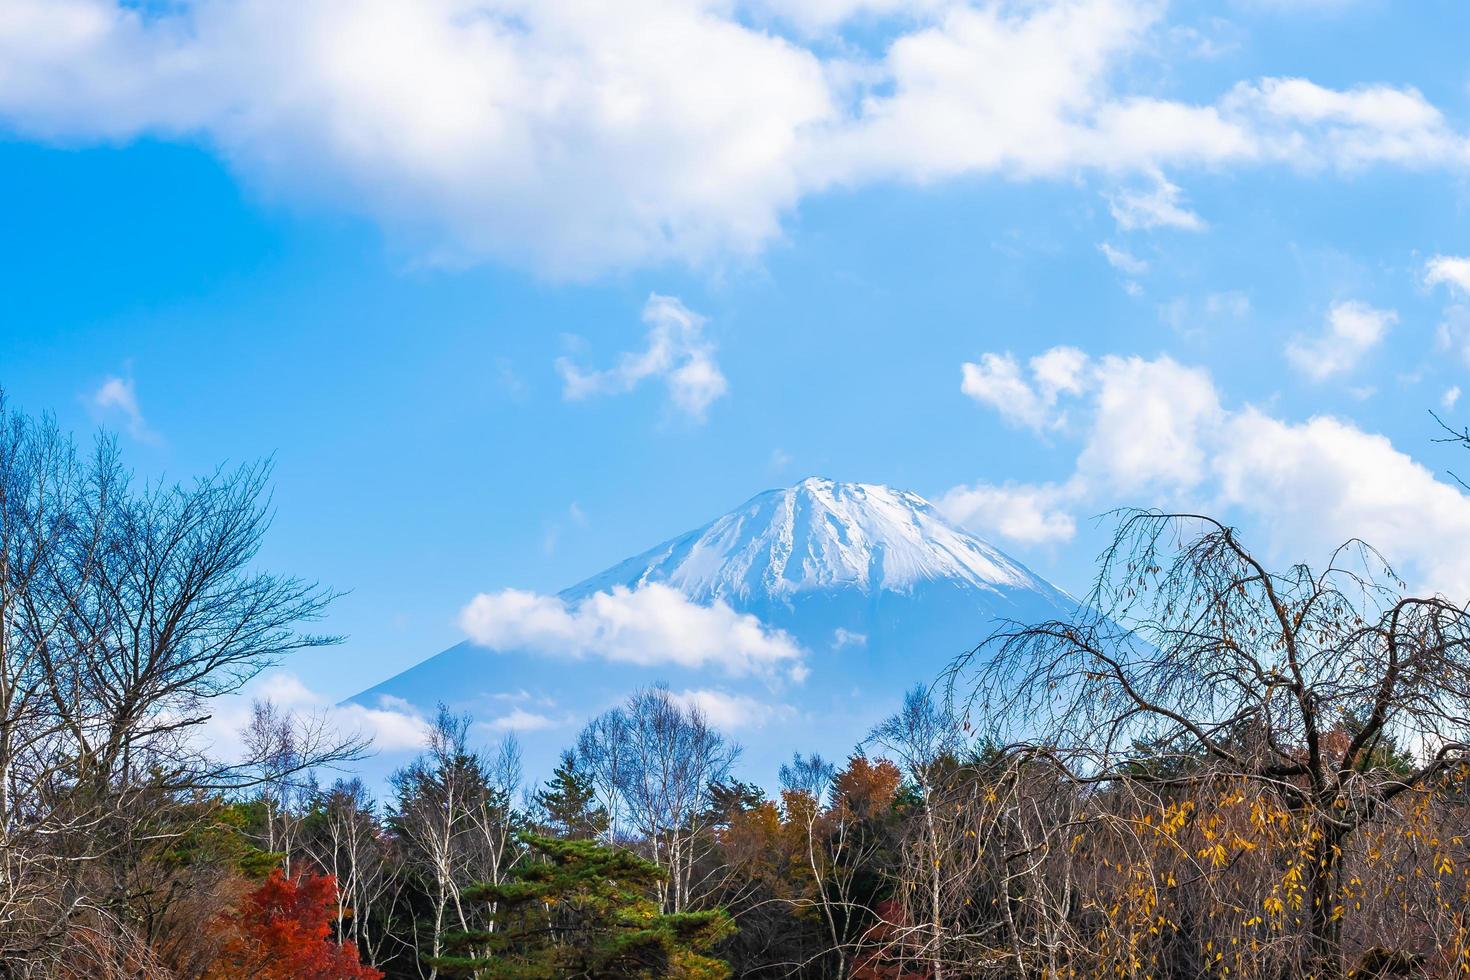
[1107,174,1207,232]
[90,372,157,443]
[542,502,590,556]
[482,707,563,733]
[1098,242,1148,275]
[1285,301,1397,380]
[670,689,795,732]
[1158,291,1252,335]
[558,295,727,422]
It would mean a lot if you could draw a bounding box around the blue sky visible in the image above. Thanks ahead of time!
[5,0,1470,762]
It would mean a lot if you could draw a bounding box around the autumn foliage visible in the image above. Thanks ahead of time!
[852,900,932,980]
[12,394,1470,980]
[210,869,381,980]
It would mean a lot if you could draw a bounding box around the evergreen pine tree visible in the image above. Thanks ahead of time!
[533,751,607,840]
[706,780,767,821]
[432,832,732,979]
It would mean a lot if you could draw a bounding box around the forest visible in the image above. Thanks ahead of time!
[5,392,1470,980]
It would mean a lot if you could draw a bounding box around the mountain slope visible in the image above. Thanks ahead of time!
[567,477,1060,602]
[350,478,1080,782]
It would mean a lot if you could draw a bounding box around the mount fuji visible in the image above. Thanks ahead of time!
[350,478,1081,782]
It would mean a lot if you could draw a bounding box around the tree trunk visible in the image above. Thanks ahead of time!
[1305,828,1344,976]
[924,797,945,980]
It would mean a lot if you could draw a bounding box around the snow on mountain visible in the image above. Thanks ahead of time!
[566,477,1059,603]
[350,478,1081,784]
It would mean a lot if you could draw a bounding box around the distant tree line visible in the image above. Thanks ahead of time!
[5,391,1470,978]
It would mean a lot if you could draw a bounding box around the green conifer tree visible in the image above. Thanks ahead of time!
[533,751,607,840]
[432,833,732,979]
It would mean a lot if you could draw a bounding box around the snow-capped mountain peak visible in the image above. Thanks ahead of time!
[562,477,1056,604]
[354,476,1081,788]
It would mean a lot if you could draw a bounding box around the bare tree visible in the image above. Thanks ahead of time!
[576,708,629,845]
[869,686,963,980]
[576,686,738,914]
[388,705,522,979]
[241,699,309,872]
[779,752,852,979]
[778,751,904,980]
[469,734,522,904]
[0,392,363,976]
[304,778,406,970]
[954,509,1470,974]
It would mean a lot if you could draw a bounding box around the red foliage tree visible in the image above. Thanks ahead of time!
[852,900,933,980]
[212,869,381,980]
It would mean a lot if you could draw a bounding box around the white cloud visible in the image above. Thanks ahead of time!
[1226,77,1467,169]
[961,354,1043,427]
[0,0,833,276]
[1285,301,1397,380]
[90,374,155,442]
[1106,173,1207,231]
[1427,256,1470,296]
[458,582,804,676]
[816,0,1168,182]
[832,627,868,649]
[339,699,436,751]
[1444,386,1461,410]
[1,1,1466,275]
[1213,411,1470,596]
[1032,346,1091,400]
[952,350,1221,545]
[938,481,1077,545]
[483,707,560,732]
[1098,242,1148,275]
[960,346,1087,430]
[954,346,1470,597]
[1435,305,1470,366]
[199,671,431,761]
[670,688,794,731]
[963,347,1221,491]
[1079,354,1224,494]
[558,294,727,421]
